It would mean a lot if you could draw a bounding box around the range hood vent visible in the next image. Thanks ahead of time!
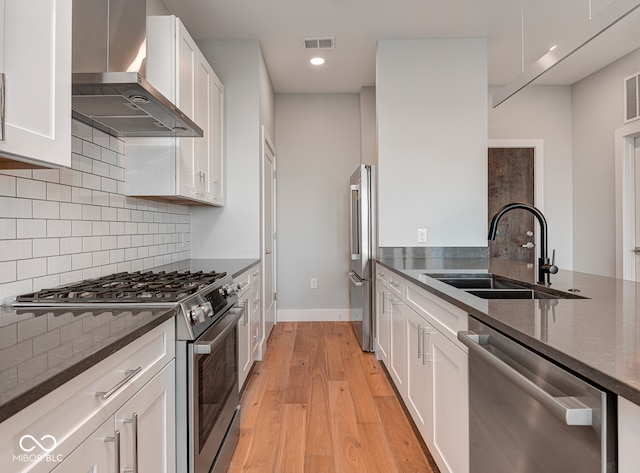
[71,0,202,138]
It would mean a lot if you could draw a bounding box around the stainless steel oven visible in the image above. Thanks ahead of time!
[186,303,243,473]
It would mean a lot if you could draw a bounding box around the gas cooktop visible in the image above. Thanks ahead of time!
[13,270,228,306]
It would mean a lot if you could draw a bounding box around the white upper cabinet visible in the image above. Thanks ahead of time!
[0,0,71,169]
[125,16,225,206]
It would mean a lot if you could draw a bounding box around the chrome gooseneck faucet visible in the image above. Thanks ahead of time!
[488,202,558,285]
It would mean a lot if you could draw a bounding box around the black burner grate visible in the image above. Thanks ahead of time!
[15,270,227,304]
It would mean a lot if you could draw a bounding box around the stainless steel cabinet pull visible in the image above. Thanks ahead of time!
[633,247,640,254]
[422,327,432,364]
[122,413,138,473]
[104,430,121,473]
[382,292,389,314]
[417,325,423,358]
[96,367,142,400]
[458,331,593,426]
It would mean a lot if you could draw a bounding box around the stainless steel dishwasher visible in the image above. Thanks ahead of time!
[458,317,616,473]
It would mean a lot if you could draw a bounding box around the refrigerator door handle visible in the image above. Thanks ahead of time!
[348,271,363,287]
[350,184,360,260]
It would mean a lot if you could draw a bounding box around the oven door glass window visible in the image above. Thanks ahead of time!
[196,326,238,452]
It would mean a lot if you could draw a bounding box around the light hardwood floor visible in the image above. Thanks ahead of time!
[228,322,438,473]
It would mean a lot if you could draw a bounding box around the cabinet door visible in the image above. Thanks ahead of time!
[250,276,261,360]
[375,282,390,365]
[0,0,71,167]
[194,54,212,201]
[116,361,176,473]
[429,330,468,473]
[389,297,407,398]
[405,307,432,441]
[209,74,225,205]
[175,21,197,198]
[238,297,251,390]
[51,418,115,473]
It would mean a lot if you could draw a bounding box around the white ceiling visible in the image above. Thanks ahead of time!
[160,0,640,94]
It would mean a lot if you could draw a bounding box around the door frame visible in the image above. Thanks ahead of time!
[261,125,277,349]
[488,139,545,212]
[615,120,640,280]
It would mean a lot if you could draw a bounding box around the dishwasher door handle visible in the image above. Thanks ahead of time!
[458,330,594,426]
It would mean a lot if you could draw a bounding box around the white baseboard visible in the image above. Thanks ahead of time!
[276,309,351,322]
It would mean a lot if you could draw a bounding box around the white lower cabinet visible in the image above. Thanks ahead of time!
[430,329,468,473]
[53,361,175,473]
[619,396,640,471]
[0,320,175,473]
[237,265,262,390]
[405,307,432,440]
[374,266,469,473]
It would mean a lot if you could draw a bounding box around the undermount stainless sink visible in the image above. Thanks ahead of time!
[425,273,586,300]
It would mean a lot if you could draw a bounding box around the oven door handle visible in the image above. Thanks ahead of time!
[194,306,245,355]
[458,330,594,426]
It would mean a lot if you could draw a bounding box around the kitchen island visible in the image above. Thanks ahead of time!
[378,257,640,404]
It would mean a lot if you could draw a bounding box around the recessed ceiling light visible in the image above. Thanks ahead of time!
[310,57,325,66]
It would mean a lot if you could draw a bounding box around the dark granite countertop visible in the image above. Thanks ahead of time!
[0,258,260,423]
[378,257,640,405]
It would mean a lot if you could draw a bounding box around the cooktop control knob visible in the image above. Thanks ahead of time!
[220,283,239,297]
[189,305,207,325]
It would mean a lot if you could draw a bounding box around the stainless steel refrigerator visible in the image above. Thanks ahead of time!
[348,164,375,352]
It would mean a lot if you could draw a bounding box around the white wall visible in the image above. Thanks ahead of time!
[190,40,263,258]
[376,39,488,248]
[275,94,361,315]
[572,48,640,277]
[488,85,574,270]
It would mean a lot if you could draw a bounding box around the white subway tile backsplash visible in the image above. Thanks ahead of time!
[0,262,17,283]
[82,173,101,191]
[71,186,92,205]
[71,153,93,173]
[33,238,59,258]
[82,141,101,161]
[1,119,190,304]
[17,257,47,280]
[59,237,82,255]
[17,178,47,200]
[0,219,16,239]
[92,221,110,236]
[33,200,60,220]
[0,175,16,196]
[47,220,72,238]
[92,129,110,149]
[71,252,93,270]
[47,255,71,274]
[71,220,92,237]
[1,240,32,262]
[82,236,101,252]
[81,204,101,221]
[59,203,83,220]
[17,220,47,239]
[47,182,71,202]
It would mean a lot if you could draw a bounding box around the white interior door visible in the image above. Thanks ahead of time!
[262,127,277,347]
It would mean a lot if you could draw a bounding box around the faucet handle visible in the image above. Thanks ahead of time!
[548,249,559,274]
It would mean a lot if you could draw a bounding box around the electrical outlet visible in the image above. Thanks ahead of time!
[310,278,318,289]
[418,228,427,243]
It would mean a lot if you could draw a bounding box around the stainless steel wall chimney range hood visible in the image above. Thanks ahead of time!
[72,0,202,138]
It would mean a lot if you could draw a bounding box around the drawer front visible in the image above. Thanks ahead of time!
[375,266,390,286]
[405,281,467,350]
[235,270,251,297]
[388,274,405,297]
[0,320,175,473]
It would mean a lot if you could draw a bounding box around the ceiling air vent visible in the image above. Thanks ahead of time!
[625,72,640,123]
[302,36,335,49]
